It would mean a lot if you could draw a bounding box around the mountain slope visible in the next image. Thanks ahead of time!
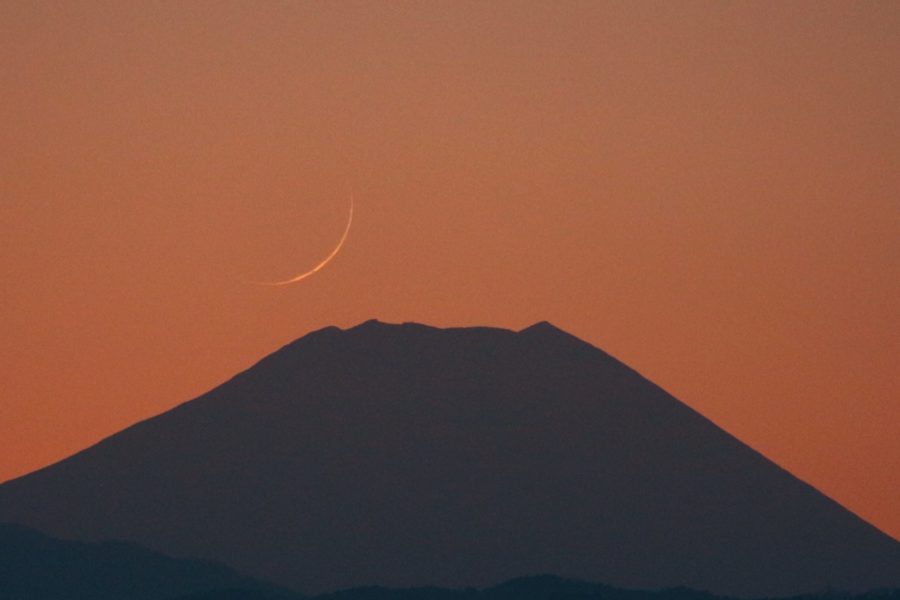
[0,320,898,597]
[0,523,284,600]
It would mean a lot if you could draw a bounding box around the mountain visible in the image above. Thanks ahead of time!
[0,522,285,600]
[0,320,898,597]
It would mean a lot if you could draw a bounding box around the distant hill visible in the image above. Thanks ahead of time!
[315,575,721,600]
[0,523,283,600]
[1,525,898,600]
[1,320,899,596]
[176,576,900,600]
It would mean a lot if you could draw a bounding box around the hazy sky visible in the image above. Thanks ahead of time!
[2,1,898,539]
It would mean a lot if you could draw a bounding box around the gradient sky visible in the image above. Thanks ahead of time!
[2,1,898,539]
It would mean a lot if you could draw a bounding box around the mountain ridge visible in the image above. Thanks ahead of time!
[1,320,898,597]
[4,523,898,600]
[0,522,283,600]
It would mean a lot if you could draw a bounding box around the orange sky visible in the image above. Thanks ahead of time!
[2,1,898,540]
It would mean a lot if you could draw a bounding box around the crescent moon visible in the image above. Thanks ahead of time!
[259,194,354,286]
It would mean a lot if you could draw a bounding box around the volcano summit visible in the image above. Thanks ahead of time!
[1,320,898,596]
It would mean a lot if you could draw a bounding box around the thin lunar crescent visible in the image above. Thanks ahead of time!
[260,194,354,286]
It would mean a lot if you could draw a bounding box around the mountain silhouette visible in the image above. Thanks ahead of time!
[0,522,284,600]
[0,320,898,597]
